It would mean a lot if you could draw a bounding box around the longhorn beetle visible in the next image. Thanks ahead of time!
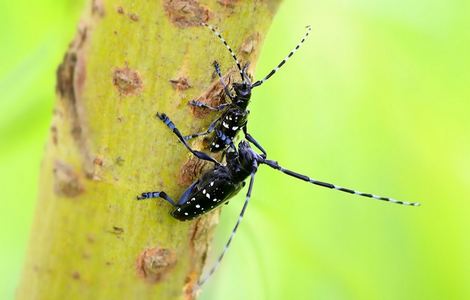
[184,23,312,153]
[137,113,420,289]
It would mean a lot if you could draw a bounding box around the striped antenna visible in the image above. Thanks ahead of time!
[201,23,244,81]
[263,159,421,206]
[197,171,257,288]
[252,25,312,88]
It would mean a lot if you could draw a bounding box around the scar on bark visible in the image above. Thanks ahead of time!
[71,271,81,280]
[163,0,210,28]
[178,156,212,187]
[91,0,105,17]
[136,248,177,284]
[113,67,143,96]
[110,226,124,235]
[217,0,240,8]
[128,13,139,22]
[56,24,94,176]
[170,77,192,91]
[184,213,219,298]
[53,160,84,197]
[240,32,261,56]
[51,126,58,145]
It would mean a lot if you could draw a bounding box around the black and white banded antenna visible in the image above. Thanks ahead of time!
[263,159,421,206]
[201,22,245,82]
[195,156,420,291]
[196,171,257,289]
[252,25,312,88]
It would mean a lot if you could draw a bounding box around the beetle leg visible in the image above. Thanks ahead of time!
[188,100,230,111]
[183,116,220,141]
[243,125,267,157]
[176,181,199,206]
[213,60,235,100]
[136,191,176,206]
[157,113,221,166]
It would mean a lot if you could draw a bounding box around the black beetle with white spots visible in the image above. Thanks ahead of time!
[137,111,420,289]
[183,23,312,154]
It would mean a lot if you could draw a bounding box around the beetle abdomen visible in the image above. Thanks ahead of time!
[171,175,244,221]
[209,109,248,152]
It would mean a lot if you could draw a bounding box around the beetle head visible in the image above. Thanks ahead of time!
[233,82,251,98]
[237,141,258,172]
[232,63,253,108]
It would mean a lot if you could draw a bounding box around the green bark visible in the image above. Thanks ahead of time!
[17,0,281,299]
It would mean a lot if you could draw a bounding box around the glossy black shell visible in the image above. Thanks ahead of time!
[209,108,249,152]
[171,165,245,221]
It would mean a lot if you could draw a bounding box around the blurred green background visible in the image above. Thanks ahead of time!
[1,0,469,299]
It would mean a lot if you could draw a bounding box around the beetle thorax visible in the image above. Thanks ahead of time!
[232,82,251,110]
[226,141,259,181]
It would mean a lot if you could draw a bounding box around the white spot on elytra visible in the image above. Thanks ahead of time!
[232,126,238,130]
[184,212,188,216]
[196,204,200,208]
[191,197,195,201]
[206,193,210,199]
[223,122,229,129]
[177,208,181,211]
[214,144,220,148]
[202,189,206,194]
[210,181,214,186]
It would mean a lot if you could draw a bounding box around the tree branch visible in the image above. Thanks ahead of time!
[17,0,281,299]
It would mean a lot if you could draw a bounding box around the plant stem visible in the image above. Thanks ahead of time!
[17,0,281,299]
